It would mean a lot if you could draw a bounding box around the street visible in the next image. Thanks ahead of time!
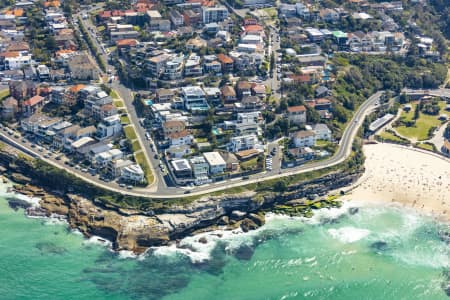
[16,7,386,198]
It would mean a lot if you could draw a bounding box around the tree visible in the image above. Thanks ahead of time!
[273,180,287,193]
[413,103,420,120]
[399,93,409,104]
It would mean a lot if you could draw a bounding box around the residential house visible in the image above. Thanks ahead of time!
[203,87,221,104]
[8,80,38,101]
[292,130,316,147]
[1,97,18,120]
[156,88,175,102]
[229,134,260,153]
[164,55,183,80]
[320,8,340,22]
[235,111,263,134]
[64,84,85,106]
[181,86,208,110]
[170,10,184,27]
[1,51,32,70]
[146,53,170,77]
[110,30,139,41]
[85,143,112,161]
[288,147,314,160]
[121,164,145,183]
[236,81,252,99]
[36,64,50,80]
[107,159,134,178]
[186,37,207,51]
[71,137,97,154]
[312,123,332,141]
[184,54,202,77]
[219,151,239,172]
[202,6,228,24]
[297,55,326,67]
[20,114,55,134]
[217,53,234,73]
[251,83,266,98]
[96,114,122,139]
[167,130,193,146]
[314,98,332,111]
[94,149,123,168]
[183,10,201,27]
[279,4,297,17]
[287,105,307,124]
[203,60,222,75]
[163,120,186,136]
[221,85,237,104]
[98,104,118,120]
[67,53,99,81]
[166,144,191,159]
[203,151,226,174]
[315,86,329,98]
[22,95,45,116]
[236,96,264,111]
[171,159,192,178]
[190,156,209,180]
[50,87,65,104]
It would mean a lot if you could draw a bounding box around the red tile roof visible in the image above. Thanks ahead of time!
[244,25,264,32]
[116,39,138,47]
[287,105,306,113]
[217,53,233,64]
[288,74,311,83]
[23,95,44,107]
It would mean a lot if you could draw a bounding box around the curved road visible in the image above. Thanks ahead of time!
[0,91,383,199]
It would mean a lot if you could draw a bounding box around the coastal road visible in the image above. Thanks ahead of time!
[0,90,384,198]
[10,7,385,198]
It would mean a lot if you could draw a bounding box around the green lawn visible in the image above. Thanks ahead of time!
[377,130,407,143]
[120,115,130,124]
[395,102,448,141]
[415,142,435,152]
[135,151,153,184]
[123,126,137,140]
[315,140,331,147]
[262,7,277,19]
[97,25,105,32]
[113,100,124,108]
[0,89,10,101]
[110,90,120,99]
[240,157,258,170]
[131,140,141,152]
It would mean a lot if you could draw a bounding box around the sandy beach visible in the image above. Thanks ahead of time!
[343,143,450,221]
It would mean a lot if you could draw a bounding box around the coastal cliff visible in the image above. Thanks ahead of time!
[0,145,363,253]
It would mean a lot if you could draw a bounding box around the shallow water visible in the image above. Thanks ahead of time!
[0,184,448,300]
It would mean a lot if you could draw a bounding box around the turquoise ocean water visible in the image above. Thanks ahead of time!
[0,183,448,300]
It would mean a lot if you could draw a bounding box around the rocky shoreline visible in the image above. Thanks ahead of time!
[0,146,363,254]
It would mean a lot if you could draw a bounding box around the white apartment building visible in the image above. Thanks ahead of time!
[229,134,261,153]
[202,6,229,24]
[181,86,209,110]
[203,151,226,174]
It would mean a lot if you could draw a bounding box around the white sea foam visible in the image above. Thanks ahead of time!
[328,227,371,243]
[391,247,449,269]
[152,228,253,263]
[118,250,139,260]
[83,236,112,248]
[41,214,67,225]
